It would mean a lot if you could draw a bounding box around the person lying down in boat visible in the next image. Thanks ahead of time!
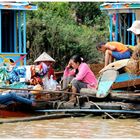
[96,41,131,67]
[63,54,98,102]
[0,90,36,107]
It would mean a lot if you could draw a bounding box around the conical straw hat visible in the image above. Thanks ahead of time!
[127,20,140,35]
[34,52,55,63]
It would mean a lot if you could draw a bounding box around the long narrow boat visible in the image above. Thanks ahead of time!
[1,2,140,120]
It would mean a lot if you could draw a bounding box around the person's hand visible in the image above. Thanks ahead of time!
[67,60,72,68]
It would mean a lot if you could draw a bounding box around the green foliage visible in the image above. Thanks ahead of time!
[70,2,102,26]
[26,2,109,70]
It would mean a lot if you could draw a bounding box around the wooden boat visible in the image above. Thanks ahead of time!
[0,109,36,118]
[96,59,140,98]
[0,58,140,120]
[0,101,46,118]
[96,69,118,98]
[1,1,140,121]
[0,61,139,120]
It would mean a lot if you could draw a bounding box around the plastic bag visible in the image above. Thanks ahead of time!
[42,75,49,90]
[48,75,58,91]
[25,65,31,81]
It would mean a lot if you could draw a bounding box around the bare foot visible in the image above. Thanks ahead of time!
[69,95,76,103]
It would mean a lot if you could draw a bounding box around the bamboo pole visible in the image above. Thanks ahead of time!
[0,87,96,98]
[0,114,74,124]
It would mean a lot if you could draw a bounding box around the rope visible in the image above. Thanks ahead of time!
[57,101,66,109]
[89,101,115,120]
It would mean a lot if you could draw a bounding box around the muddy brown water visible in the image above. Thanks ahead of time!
[0,116,140,138]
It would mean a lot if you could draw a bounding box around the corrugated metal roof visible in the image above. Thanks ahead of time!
[0,2,37,10]
[100,2,140,14]
[100,3,140,10]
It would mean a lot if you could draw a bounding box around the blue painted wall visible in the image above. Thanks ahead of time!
[0,2,37,66]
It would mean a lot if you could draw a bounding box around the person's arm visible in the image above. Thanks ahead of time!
[64,60,75,77]
[75,63,88,81]
[105,43,116,51]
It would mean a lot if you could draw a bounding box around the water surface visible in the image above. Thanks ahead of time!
[0,116,140,138]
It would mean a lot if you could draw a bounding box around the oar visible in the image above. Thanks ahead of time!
[0,87,96,98]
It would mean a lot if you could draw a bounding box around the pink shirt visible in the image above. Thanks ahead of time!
[64,63,98,89]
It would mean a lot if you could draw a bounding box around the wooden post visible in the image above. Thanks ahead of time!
[132,13,136,46]
[115,13,119,41]
[109,14,113,41]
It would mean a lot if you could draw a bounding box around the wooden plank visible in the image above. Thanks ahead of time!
[81,102,122,110]
[110,92,140,103]
[111,79,140,89]
[99,59,129,73]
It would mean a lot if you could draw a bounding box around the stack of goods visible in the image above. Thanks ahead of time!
[0,62,58,91]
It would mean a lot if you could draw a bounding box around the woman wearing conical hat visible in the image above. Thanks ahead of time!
[34,52,56,80]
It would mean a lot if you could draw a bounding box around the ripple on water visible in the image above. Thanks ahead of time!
[0,117,140,138]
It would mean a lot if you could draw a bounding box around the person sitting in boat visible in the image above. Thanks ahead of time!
[64,54,98,102]
[33,52,57,87]
[96,42,131,67]
[127,20,140,75]
[0,90,36,107]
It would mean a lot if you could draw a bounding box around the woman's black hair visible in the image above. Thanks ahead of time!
[70,54,83,64]
[96,42,106,50]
